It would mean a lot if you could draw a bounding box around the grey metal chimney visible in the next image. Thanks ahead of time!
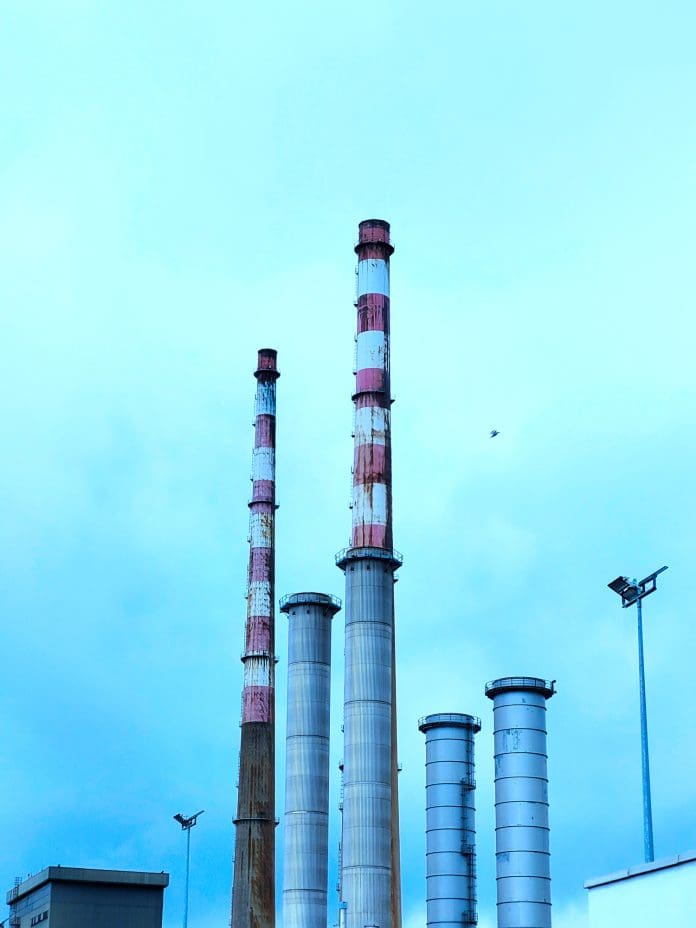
[418,713,481,928]
[280,592,342,928]
[485,677,556,928]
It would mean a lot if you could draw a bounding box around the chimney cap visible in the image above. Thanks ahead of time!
[255,348,280,379]
[355,219,394,255]
[279,592,342,614]
[418,713,481,734]
[485,676,556,700]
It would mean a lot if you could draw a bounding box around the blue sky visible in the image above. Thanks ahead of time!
[2,2,695,927]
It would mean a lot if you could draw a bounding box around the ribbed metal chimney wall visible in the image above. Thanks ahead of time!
[231,349,280,928]
[337,219,402,928]
[418,714,481,928]
[280,592,342,928]
[485,677,556,928]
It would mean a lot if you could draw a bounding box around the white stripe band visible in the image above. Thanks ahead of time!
[252,447,275,482]
[255,381,276,416]
[356,330,386,371]
[357,259,389,297]
[248,580,271,615]
[352,482,388,526]
[243,656,271,686]
[355,405,389,447]
[249,512,273,548]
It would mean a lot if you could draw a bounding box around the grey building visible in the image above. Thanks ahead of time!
[6,867,169,928]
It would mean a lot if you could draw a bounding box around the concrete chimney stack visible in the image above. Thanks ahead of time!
[485,677,556,928]
[419,714,481,928]
[337,219,402,928]
[281,592,342,928]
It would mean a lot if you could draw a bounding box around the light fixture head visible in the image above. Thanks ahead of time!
[608,566,668,607]
[173,810,205,830]
[608,576,632,595]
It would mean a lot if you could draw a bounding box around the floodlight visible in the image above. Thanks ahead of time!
[607,576,640,606]
[606,565,668,863]
[173,810,205,830]
[608,576,631,595]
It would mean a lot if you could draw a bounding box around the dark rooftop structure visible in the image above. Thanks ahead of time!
[6,867,169,928]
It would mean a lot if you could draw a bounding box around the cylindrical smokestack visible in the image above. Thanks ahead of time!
[351,218,394,550]
[280,592,342,928]
[231,349,280,928]
[418,714,481,928]
[485,677,556,928]
[337,219,402,928]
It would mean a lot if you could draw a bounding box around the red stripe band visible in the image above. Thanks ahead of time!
[351,523,390,548]
[252,480,275,502]
[242,686,273,723]
[250,547,274,581]
[356,368,387,392]
[255,415,275,448]
[353,443,388,484]
[357,294,389,334]
[245,616,271,652]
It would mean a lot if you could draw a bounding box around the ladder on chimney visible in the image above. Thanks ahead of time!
[461,772,477,926]
[336,758,345,897]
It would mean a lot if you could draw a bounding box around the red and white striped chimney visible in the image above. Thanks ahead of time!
[351,219,394,551]
[231,348,280,928]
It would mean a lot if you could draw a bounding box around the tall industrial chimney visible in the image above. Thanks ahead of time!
[485,677,556,928]
[337,219,402,928]
[280,592,342,928]
[231,349,280,928]
[418,713,481,928]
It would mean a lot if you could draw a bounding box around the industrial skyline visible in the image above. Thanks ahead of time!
[229,225,559,928]
[3,3,695,926]
[231,221,404,927]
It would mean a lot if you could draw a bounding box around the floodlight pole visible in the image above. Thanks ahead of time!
[607,566,667,864]
[184,825,191,928]
[173,810,204,928]
[636,593,654,863]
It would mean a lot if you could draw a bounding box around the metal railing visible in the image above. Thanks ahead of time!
[418,713,481,733]
[335,546,403,567]
[485,677,556,697]
[278,592,342,611]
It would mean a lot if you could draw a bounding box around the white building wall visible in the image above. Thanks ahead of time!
[587,854,696,928]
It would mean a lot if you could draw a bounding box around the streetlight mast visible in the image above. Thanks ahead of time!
[173,810,205,928]
[608,565,668,863]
